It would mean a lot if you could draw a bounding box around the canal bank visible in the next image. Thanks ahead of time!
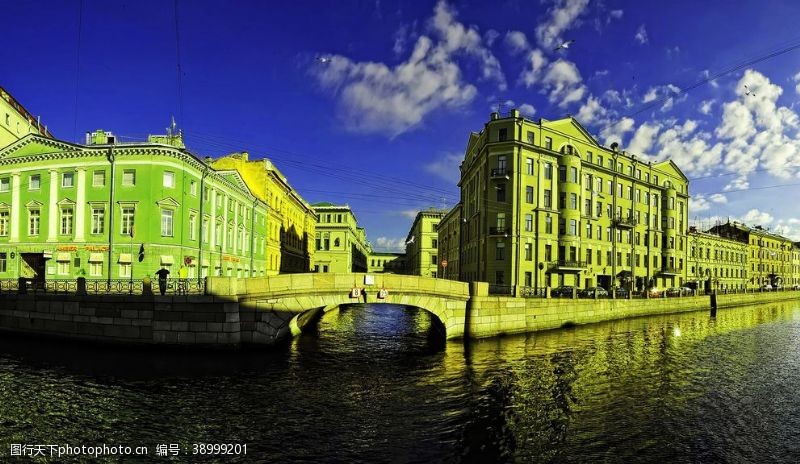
[0,277,797,346]
[465,283,799,338]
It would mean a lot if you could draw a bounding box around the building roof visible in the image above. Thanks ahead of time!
[0,86,54,138]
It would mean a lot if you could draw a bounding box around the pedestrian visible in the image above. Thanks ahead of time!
[360,288,367,304]
[155,267,170,295]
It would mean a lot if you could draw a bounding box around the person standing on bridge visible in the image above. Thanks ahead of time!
[155,268,170,296]
[361,288,368,304]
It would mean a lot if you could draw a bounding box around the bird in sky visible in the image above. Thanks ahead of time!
[554,39,574,51]
[317,56,331,64]
[405,236,415,245]
[744,84,756,97]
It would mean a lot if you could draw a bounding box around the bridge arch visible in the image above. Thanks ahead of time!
[206,273,470,346]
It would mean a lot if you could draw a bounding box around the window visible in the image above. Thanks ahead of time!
[432,238,438,248]
[189,213,197,240]
[498,128,507,141]
[525,243,532,261]
[559,218,566,235]
[121,207,135,236]
[57,261,69,275]
[0,177,9,192]
[29,174,40,190]
[544,163,552,179]
[496,213,506,229]
[545,215,552,234]
[93,170,105,187]
[586,222,592,238]
[545,137,552,150]
[28,209,40,236]
[569,219,577,236]
[570,193,577,210]
[120,263,131,278]
[559,166,567,182]
[0,211,8,236]
[432,255,438,265]
[162,171,175,188]
[90,262,102,277]
[60,207,74,235]
[62,172,74,188]
[598,155,604,166]
[587,248,593,264]
[202,217,209,243]
[190,181,197,195]
[496,242,505,260]
[496,183,506,202]
[587,151,593,163]
[559,192,566,209]
[123,169,136,186]
[526,186,533,203]
[0,253,6,273]
[91,207,105,234]
[545,245,552,261]
[527,131,534,144]
[570,167,578,183]
[525,214,533,232]
[526,158,533,175]
[495,271,504,285]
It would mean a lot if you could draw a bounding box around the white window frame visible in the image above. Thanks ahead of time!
[28,209,40,236]
[163,171,175,188]
[122,169,136,186]
[161,208,174,237]
[29,174,40,190]
[62,172,74,188]
[92,170,105,187]
[60,207,74,235]
[91,206,105,234]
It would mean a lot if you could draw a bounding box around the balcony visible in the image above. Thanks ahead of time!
[550,260,587,272]
[488,226,510,237]
[660,266,682,275]
[490,168,510,179]
[613,215,637,229]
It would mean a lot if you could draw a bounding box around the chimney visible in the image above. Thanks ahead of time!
[490,112,499,120]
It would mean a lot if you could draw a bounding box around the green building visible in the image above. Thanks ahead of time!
[404,209,447,277]
[0,128,269,282]
[455,110,690,295]
[312,202,370,273]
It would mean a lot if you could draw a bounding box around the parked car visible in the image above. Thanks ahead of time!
[614,287,629,298]
[680,287,695,296]
[578,287,608,298]
[646,287,662,298]
[665,287,681,297]
[551,286,576,297]
[762,284,773,291]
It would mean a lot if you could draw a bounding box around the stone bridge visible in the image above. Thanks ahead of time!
[205,273,471,345]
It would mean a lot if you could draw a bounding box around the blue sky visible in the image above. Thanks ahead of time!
[5,0,800,250]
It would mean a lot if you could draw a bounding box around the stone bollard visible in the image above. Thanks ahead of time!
[76,277,87,296]
[545,287,551,299]
[594,289,598,300]
[17,277,26,295]
[572,287,576,299]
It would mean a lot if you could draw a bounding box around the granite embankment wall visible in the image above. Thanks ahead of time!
[0,293,241,346]
[466,284,799,338]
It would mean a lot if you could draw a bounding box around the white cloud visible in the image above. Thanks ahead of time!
[723,176,750,192]
[627,122,661,155]
[666,46,680,59]
[634,24,648,44]
[311,1,505,137]
[643,87,658,103]
[741,208,774,226]
[519,49,548,87]
[609,9,623,19]
[699,99,715,115]
[690,196,711,212]
[373,236,406,252]
[709,193,728,204]
[424,152,462,184]
[576,94,605,124]
[702,69,719,88]
[504,30,530,54]
[716,101,756,140]
[535,0,590,49]
[600,117,635,146]
[397,209,420,220]
[519,103,536,116]
[542,59,586,107]
[484,29,500,47]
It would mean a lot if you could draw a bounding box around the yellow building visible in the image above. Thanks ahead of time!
[792,243,800,288]
[686,228,748,292]
[312,203,370,273]
[404,209,447,277]
[367,252,405,274]
[437,204,461,281]
[211,153,316,274]
[708,221,793,289]
[458,110,689,295]
[1,86,53,149]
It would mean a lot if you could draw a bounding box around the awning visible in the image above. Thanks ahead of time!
[56,252,70,262]
[161,255,174,265]
[88,253,104,263]
[118,253,132,264]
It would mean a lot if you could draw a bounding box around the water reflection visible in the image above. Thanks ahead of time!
[0,302,798,462]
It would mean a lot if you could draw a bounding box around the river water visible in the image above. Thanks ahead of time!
[1,302,799,463]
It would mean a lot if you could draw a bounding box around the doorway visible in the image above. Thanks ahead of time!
[20,253,46,286]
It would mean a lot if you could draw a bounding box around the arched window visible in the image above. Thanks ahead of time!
[334,238,341,247]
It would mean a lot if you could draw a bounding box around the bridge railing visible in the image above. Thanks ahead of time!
[0,278,206,296]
